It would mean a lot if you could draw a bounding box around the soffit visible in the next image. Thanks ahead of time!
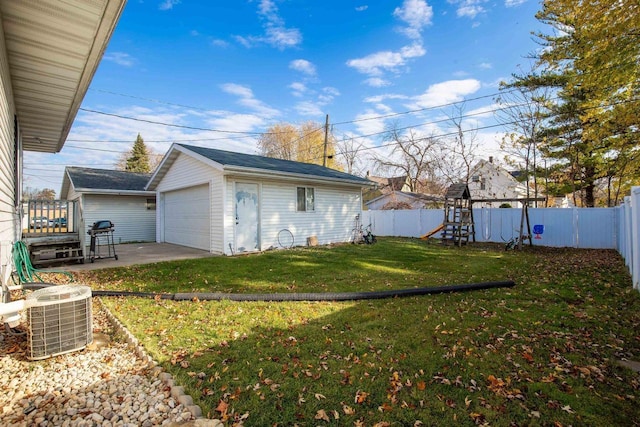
[0,0,125,153]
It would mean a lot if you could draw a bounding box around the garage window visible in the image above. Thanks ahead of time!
[297,187,314,212]
[146,198,156,210]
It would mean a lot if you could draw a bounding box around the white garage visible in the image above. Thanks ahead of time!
[147,144,373,255]
[163,184,210,250]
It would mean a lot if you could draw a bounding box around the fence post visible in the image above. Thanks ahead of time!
[631,187,640,290]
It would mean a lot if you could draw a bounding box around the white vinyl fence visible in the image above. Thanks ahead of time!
[362,185,640,291]
[362,207,618,248]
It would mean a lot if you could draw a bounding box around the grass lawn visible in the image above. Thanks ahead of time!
[79,238,640,426]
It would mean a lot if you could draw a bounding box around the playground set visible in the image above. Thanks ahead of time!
[420,183,546,249]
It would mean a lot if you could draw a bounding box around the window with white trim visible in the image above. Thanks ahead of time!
[297,187,314,212]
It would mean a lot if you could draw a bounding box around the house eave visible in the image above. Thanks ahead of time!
[224,165,374,188]
[72,188,156,197]
[1,0,126,153]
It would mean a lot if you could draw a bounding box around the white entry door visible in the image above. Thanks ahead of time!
[235,183,259,253]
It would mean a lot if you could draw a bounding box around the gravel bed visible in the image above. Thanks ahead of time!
[0,298,197,427]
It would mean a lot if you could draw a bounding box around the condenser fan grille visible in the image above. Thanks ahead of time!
[26,285,93,360]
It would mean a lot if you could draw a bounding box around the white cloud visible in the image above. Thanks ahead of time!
[323,87,341,97]
[238,0,302,49]
[289,59,317,76]
[159,0,180,11]
[211,39,229,48]
[478,62,492,69]
[505,0,527,7]
[363,93,409,103]
[103,52,135,67]
[220,83,280,118]
[448,0,487,19]
[295,101,323,117]
[355,5,368,11]
[353,110,388,137]
[190,30,200,37]
[317,86,340,104]
[393,0,434,39]
[289,82,308,97]
[365,77,391,87]
[346,43,425,76]
[411,79,482,108]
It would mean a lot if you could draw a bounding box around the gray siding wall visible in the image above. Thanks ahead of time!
[82,194,156,249]
[156,153,223,252]
[0,23,17,285]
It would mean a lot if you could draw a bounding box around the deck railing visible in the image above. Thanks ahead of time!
[23,200,78,236]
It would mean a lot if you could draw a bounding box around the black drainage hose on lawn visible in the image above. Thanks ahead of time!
[86,281,515,302]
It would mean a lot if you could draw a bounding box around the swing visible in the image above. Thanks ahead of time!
[481,207,491,241]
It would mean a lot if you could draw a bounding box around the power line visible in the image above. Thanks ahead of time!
[79,108,269,135]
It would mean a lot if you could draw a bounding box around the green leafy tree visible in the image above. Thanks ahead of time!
[506,0,639,206]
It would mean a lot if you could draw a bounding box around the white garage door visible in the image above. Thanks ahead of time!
[163,184,210,250]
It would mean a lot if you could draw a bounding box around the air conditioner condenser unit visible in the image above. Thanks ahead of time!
[26,285,93,360]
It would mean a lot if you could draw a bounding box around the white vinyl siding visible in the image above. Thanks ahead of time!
[155,153,215,193]
[0,23,17,285]
[156,153,224,252]
[260,182,361,250]
[163,185,210,250]
[82,194,156,248]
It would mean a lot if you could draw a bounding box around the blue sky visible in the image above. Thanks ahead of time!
[25,0,545,193]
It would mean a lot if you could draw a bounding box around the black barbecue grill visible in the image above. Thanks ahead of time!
[87,220,118,262]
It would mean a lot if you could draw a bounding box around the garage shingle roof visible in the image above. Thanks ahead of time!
[66,167,151,191]
[178,144,372,184]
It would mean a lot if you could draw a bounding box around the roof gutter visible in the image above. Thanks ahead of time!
[73,189,156,197]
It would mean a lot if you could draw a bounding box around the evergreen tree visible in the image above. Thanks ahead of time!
[125,133,151,173]
[506,0,639,206]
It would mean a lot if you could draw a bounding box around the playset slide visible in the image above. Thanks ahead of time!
[420,223,444,240]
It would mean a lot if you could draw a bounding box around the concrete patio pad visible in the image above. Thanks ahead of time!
[50,242,217,272]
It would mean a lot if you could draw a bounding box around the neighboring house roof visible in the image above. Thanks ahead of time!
[366,175,410,193]
[366,191,443,210]
[61,167,154,199]
[0,1,126,153]
[147,144,374,190]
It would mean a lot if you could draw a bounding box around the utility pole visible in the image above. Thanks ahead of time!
[323,114,329,167]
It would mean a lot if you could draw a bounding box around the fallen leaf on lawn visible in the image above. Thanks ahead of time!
[355,390,369,404]
[417,381,426,391]
[343,405,355,415]
[215,400,228,414]
[315,393,326,400]
[561,405,574,413]
[465,396,472,408]
[373,423,390,427]
[332,410,340,420]
[378,402,393,412]
[315,409,330,422]
[531,410,541,418]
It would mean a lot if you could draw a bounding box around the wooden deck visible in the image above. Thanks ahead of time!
[23,234,84,266]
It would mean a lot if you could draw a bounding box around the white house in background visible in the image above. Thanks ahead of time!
[60,167,156,250]
[146,144,374,255]
[0,1,125,285]
[467,158,530,207]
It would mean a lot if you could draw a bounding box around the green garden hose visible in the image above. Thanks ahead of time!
[11,241,74,284]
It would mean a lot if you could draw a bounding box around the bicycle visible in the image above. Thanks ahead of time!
[504,235,520,251]
[362,223,377,244]
[352,215,376,244]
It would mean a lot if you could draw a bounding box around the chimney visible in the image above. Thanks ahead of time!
[489,156,493,163]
